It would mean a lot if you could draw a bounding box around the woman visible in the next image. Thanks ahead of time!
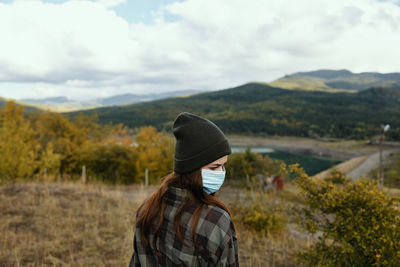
[129,112,239,266]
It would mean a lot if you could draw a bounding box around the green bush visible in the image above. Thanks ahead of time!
[225,147,281,182]
[284,163,400,266]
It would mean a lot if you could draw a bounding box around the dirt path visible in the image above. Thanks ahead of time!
[313,155,369,179]
[313,148,400,180]
[347,148,400,180]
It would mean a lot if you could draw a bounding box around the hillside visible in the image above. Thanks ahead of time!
[0,97,40,113]
[269,69,400,92]
[65,83,400,140]
[12,90,203,112]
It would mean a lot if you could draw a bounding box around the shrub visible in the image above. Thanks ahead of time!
[230,190,287,236]
[242,202,286,235]
[325,168,351,184]
[225,147,281,182]
[283,163,400,266]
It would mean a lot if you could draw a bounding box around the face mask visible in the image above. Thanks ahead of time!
[201,166,226,195]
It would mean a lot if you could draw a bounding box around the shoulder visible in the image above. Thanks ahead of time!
[197,205,236,242]
[194,205,238,264]
[205,205,233,228]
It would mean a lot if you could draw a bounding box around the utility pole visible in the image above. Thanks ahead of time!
[379,124,390,189]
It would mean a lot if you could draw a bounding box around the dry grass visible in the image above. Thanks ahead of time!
[0,182,308,266]
[0,182,143,266]
[233,230,301,267]
[219,184,310,267]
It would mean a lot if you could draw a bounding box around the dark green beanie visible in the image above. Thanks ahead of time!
[173,112,231,174]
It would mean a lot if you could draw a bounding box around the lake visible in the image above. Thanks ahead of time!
[232,146,342,176]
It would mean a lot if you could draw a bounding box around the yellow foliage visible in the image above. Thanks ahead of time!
[0,101,40,181]
[135,126,174,183]
[282,163,400,266]
[39,142,62,180]
[0,101,174,184]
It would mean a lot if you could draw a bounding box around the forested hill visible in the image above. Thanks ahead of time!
[269,69,400,92]
[0,97,39,113]
[66,83,400,140]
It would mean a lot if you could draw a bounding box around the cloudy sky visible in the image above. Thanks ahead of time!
[0,0,400,100]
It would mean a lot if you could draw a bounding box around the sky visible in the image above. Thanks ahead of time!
[0,0,400,101]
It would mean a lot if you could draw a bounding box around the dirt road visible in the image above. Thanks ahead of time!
[313,148,400,180]
[347,148,400,180]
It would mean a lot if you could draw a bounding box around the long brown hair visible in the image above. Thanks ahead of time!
[135,168,235,256]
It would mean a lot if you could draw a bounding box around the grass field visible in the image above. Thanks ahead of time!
[0,182,136,266]
[0,182,308,267]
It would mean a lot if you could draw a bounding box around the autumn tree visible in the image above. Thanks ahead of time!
[39,141,62,180]
[30,111,88,178]
[103,122,135,147]
[134,126,174,184]
[80,142,138,184]
[71,111,106,142]
[0,101,40,181]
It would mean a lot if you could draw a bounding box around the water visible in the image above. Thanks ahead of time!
[231,146,342,176]
[231,146,275,154]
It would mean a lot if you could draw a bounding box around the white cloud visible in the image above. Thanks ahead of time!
[96,0,126,8]
[0,0,400,100]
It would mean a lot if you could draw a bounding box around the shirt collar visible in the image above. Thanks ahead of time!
[165,186,191,201]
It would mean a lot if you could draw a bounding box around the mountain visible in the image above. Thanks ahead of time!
[0,96,7,106]
[65,82,400,140]
[17,97,98,112]
[0,96,40,113]
[98,90,203,106]
[269,69,400,92]
[21,96,71,104]
[16,90,203,112]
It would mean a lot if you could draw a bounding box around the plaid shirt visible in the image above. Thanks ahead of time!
[129,186,239,266]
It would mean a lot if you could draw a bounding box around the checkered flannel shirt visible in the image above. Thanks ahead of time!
[129,186,239,266]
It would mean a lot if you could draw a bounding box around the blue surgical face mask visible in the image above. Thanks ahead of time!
[201,166,226,194]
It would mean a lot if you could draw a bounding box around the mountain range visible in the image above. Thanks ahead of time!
[1,90,203,112]
[2,69,400,112]
[269,69,400,92]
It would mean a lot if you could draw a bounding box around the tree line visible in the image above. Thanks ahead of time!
[0,101,174,184]
[0,100,281,184]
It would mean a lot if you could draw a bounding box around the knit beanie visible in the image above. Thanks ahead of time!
[172,112,231,174]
